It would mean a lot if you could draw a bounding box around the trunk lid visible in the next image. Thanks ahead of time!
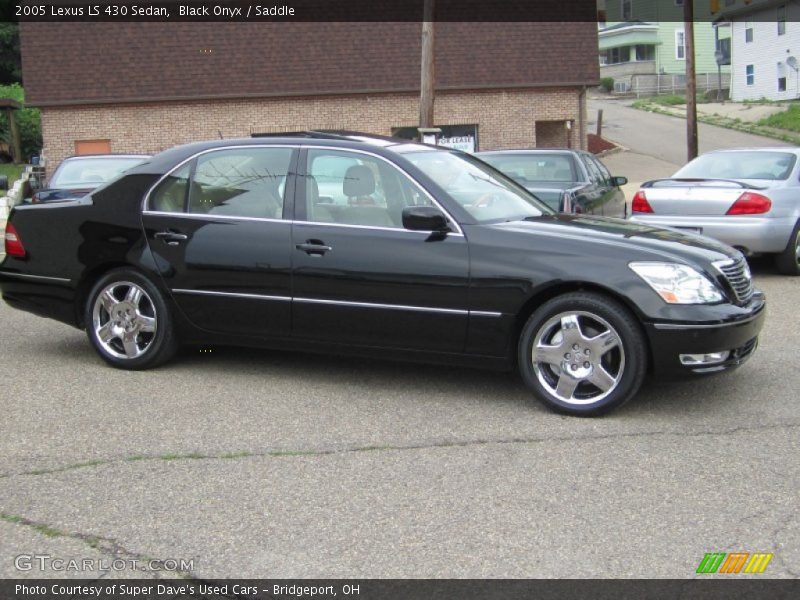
[640,179,764,216]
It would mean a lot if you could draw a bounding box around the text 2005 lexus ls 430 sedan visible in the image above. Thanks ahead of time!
[0,133,765,415]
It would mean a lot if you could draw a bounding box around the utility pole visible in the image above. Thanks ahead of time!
[685,0,698,161]
[419,0,435,129]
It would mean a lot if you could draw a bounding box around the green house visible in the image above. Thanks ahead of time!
[598,0,730,95]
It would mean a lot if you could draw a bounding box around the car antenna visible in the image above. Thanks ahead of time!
[218,130,224,139]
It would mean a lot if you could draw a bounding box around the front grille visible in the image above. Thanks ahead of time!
[714,257,754,304]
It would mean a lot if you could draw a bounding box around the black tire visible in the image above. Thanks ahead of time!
[518,292,648,416]
[775,222,800,276]
[84,268,178,369]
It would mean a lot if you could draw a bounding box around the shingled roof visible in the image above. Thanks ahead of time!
[20,22,599,106]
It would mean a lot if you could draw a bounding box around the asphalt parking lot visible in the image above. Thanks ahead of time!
[0,259,797,579]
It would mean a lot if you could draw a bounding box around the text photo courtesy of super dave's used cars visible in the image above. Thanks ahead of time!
[0,133,766,416]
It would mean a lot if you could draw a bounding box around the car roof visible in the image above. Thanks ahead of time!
[476,149,579,155]
[127,131,442,175]
[703,147,800,154]
[61,154,152,160]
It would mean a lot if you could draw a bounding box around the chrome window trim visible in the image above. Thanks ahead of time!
[0,272,71,284]
[301,144,465,236]
[142,211,462,236]
[171,289,291,302]
[142,210,288,225]
[141,144,298,214]
[169,289,503,318]
[293,220,450,235]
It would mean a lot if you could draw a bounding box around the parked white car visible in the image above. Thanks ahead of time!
[630,148,800,275]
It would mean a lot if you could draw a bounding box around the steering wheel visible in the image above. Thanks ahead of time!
[471,192,500,208]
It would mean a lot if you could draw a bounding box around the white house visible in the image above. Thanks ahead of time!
[720,0,800,101]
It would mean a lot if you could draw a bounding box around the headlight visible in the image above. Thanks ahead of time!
[629,262,723,304]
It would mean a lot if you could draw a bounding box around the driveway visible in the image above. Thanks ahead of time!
[588,97,792,166]
[0,262,798,579]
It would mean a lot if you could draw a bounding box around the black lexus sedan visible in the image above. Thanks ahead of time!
[0,133,765,416]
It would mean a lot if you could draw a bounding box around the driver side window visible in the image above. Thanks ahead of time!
[305,149,432,229]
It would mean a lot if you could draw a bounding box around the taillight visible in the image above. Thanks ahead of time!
[726,191,772,215]
[4,223,26,258]
[632,190,654,213]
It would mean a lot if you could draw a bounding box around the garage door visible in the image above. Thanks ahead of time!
[75,139,112,155]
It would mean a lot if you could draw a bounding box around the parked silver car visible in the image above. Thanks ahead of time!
[630,148,800,275]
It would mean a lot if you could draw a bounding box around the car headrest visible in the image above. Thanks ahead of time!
[343,165,375,197]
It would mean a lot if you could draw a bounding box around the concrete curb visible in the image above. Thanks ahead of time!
[596,143,628,158]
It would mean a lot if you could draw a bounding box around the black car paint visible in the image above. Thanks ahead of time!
[1,138,764,378]
[476,150,627,217]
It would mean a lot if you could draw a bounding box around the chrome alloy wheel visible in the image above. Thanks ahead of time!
[92,281,157,359]
[531,311,625,405]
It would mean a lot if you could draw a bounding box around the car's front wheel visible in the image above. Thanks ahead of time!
[518,292,647,416]
[775,221,800,276]
[84,268,178,369]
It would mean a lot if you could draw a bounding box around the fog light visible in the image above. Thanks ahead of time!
[680,351,731,366]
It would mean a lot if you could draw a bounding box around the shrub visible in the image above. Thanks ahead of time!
[600,77,614,92]
[0,83,42,162]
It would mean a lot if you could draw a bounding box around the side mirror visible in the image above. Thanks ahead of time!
[0,175,7,191]
[612,176,628,187]
[402,205,450,232]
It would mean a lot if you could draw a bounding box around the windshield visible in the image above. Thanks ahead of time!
[674,151,797,181]
[402,150,552,222]
[51,157,148,188]
[479,153,577,185]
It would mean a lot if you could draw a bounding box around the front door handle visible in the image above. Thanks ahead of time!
[296,240,332,255]
[154,231,189,246]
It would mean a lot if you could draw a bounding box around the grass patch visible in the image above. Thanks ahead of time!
[0,164,24,188]
[221,451,253,459]
[160,452,205,461]
[758,104,800,132]
[0,512,23,524]
[32,523,64,538]
[269,449,318,457]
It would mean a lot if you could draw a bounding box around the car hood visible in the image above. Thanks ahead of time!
[490,214,739,264]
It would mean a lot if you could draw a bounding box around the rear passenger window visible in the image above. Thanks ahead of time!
[150,163,191,212]
[188,148,293,219]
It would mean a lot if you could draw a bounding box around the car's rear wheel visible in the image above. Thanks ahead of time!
[518,292,647,416]
[775,222,800,276]
[84,268,177,369]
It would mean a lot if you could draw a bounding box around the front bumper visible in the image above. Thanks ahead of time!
[630,214,795,255]
[644,291,766,378]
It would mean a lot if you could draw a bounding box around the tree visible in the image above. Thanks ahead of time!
[0,23,21,85]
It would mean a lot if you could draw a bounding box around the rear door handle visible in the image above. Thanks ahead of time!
[154,231,189,246]
[296,240,332,255]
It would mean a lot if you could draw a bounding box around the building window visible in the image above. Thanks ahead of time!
[621,0,632,20]
[676,30,686,60]
[746,64,755,86]
[778,77,787,91]
[675,0,684,6]
[636,45,655,61]
[778,5,786,36]
[603,46,632,65]
[745,21,753,43]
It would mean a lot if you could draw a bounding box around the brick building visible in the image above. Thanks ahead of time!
[19,21,599,171]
